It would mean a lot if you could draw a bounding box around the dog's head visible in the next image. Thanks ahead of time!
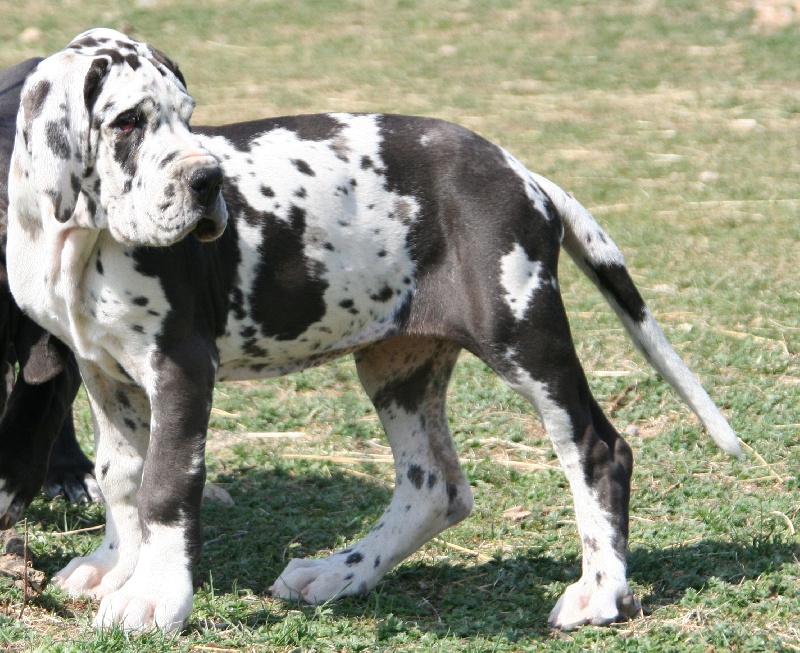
[10,28,227,246]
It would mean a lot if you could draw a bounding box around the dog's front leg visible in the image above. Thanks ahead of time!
[53,364,150,600]
[91,338,217,633]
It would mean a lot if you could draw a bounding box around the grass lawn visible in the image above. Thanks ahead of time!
[1,0,798,650]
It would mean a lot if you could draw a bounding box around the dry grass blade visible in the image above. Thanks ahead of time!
[739,440,787,485]
[51,524,105,537]
[432,538,494,564]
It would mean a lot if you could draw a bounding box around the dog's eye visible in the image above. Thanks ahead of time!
[111,111,142,134]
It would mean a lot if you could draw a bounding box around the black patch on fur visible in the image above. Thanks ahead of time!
[373,360,434,413]
[590,262,648,323]
[292,159,315,176]
[113,120,143,179]
[220,182,329,340]
[83,58,109,111]
[124,53,141,71]
[447,483,459,504]
[69,35,102,49]
[198,113,344,152]
[115,389,130,408]
[132,296,149,306]
[345,552,364,566]
[229,286,246,321]
[407,464,425,489]
[158,151,179,169]
[22,78,50,138]
[260,185,274,197]
[370,285,394,303]
[93,48,125,65]
[95,256,104,275]
[45,121,70,159]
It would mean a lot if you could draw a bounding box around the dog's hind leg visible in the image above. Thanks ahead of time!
[487,277,640,629]
[270,337,472,604]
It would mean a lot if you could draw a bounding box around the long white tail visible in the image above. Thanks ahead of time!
[531,173,742,457]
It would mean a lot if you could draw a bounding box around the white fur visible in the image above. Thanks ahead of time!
[500,243,545,321]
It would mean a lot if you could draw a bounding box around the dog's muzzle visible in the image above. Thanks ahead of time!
[187,165,226,242]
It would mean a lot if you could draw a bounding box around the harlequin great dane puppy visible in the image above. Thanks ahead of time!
[0,57,100,526]
[8,29,741,633]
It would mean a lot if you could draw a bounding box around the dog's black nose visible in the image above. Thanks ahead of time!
[189,166,223,209]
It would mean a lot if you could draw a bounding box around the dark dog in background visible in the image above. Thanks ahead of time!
[0,58,100,528]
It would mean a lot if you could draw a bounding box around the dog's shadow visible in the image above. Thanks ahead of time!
[193,467,799,638]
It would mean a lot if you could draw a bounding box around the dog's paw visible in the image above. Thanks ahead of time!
[44,470,103,504]
[53,555,128,599]
[548,577,640,630]
[94,578,192,633]
[269,556,374,604]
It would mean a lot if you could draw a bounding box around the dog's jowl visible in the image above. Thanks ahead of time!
[6,29,741,633]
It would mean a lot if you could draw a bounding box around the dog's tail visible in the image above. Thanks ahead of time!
[529,172,742,457]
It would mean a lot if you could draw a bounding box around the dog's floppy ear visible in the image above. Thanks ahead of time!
[19,54,108,224]
[14,315,70,384]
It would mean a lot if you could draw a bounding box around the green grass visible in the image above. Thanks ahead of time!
[1,0,799,650]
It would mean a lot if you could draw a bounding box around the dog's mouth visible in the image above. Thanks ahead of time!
[193,216,225,242]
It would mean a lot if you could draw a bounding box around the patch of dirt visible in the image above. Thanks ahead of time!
[0,529,46,595]
[730,0,800,30]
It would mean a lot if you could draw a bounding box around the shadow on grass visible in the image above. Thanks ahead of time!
[191,466,799,640]
[629,537,800,608]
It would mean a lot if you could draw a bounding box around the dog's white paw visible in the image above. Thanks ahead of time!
[269,555,376,604]
[53,554,130,599]
[548,576,640,630]
[93,573,193,633]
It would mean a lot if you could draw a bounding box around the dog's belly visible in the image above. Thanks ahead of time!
[214,225,413,381]
[215,306,401,380]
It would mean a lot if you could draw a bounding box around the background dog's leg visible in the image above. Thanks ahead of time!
[43,408,102,504]
[270,337,472,604]
[494,283,640,630]
[53,366,150,600]
[0,355,82,528]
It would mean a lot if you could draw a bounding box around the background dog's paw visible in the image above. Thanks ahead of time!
[548,578,640,630]
[269,557,372,604]
[44,471,103,504]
